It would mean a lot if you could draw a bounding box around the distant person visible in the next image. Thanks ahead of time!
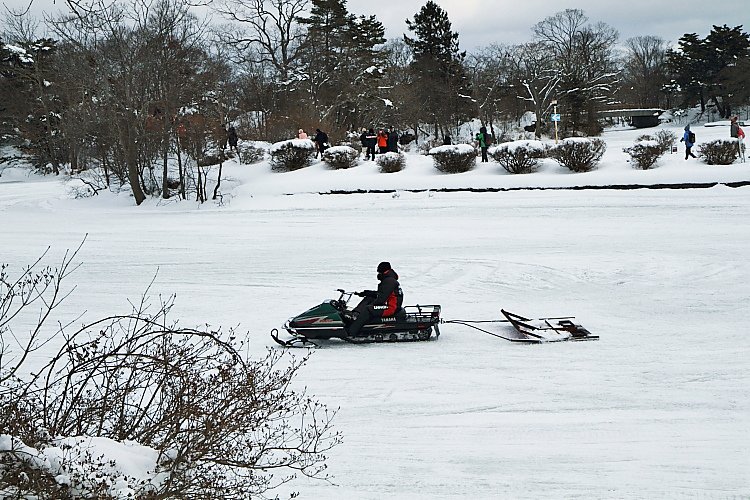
[387,129,399,153]
[730,116,742,157]
[365,128,377,160]
[297,128,308,140]
[730,116,740,139]
[227,125,239,154]
[359,128,368,157]
[680,124,697,160]
[377,129,388,154]
[475,126,489,162]
[442,135,452,145]
[314,128,329,158]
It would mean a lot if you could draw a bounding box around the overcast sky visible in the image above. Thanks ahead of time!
[2,0,747,51]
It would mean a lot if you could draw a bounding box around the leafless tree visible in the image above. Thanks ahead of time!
[621,35,669,109]
[212,0,308,82]
[507,42,562,139]
[533,9,619,135]
[466,44,524,137]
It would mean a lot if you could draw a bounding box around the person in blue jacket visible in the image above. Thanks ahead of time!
[680,124,697,160]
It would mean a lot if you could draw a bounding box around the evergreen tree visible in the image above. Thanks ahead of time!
[404,1,474,136]
[667,25,750,117]
[298,0,386,131]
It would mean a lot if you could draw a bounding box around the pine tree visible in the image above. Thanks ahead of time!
[298,0,386,131]
[404,1,473,137]
[667,25,750,117]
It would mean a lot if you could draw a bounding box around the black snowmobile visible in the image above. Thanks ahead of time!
[271,289,441,347]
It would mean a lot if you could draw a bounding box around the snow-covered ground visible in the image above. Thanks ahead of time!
[1,123,749,498]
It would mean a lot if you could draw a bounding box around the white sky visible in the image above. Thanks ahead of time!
[1,0,747,51]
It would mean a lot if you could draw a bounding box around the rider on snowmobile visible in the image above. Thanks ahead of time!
[347,262,404,336]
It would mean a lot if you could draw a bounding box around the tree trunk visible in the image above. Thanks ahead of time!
[213,155,223,200]
[120,118,146,205]
[176,134,185,200]
[162,145,169,199]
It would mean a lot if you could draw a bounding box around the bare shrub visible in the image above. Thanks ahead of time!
[489,140,546,174]
[548,137,606,172]
[654,130,677,154]
[269,139,316,171]
[0,245,340,499]
[624,139,663,170]
[376,152,406,173]
[429,144,476,173]
[323,145,359,169]
[698,139,738,165]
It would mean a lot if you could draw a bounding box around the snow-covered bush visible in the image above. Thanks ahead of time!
[624,139,663,170]
[429,144,476,173]
[489,140,546,174]
[0,247,340,499]
[238,141,268,164]
[635,130,676,156]
[698,139,738,165]
[269,139,316,171]
[548,137,606,172]
[376,152,406,173]
[322,145,359,169]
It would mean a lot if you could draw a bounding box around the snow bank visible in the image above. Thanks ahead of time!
[270,138,316,152]
[429,144,475,155]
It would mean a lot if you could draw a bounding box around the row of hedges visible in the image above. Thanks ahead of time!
[267,138,608,174]
[263,136,745,174]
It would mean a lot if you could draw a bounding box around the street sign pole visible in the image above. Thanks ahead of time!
[552,101,559,144]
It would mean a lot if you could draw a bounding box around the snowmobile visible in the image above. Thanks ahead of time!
[271,289,441,347]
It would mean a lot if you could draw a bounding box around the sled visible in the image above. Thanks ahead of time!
[444,309,598,343]
[500,309,598,342]
[272,289,441,347]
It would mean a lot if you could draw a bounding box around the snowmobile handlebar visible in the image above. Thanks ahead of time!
[335,289,376,299]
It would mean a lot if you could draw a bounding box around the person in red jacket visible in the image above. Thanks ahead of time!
[377,129,389,154]
[347,262,403,337]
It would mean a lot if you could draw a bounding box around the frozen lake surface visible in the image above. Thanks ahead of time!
[2,179,748,498]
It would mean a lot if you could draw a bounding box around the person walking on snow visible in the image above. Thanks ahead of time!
[476,126,489,162]
[680,124,697,160]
